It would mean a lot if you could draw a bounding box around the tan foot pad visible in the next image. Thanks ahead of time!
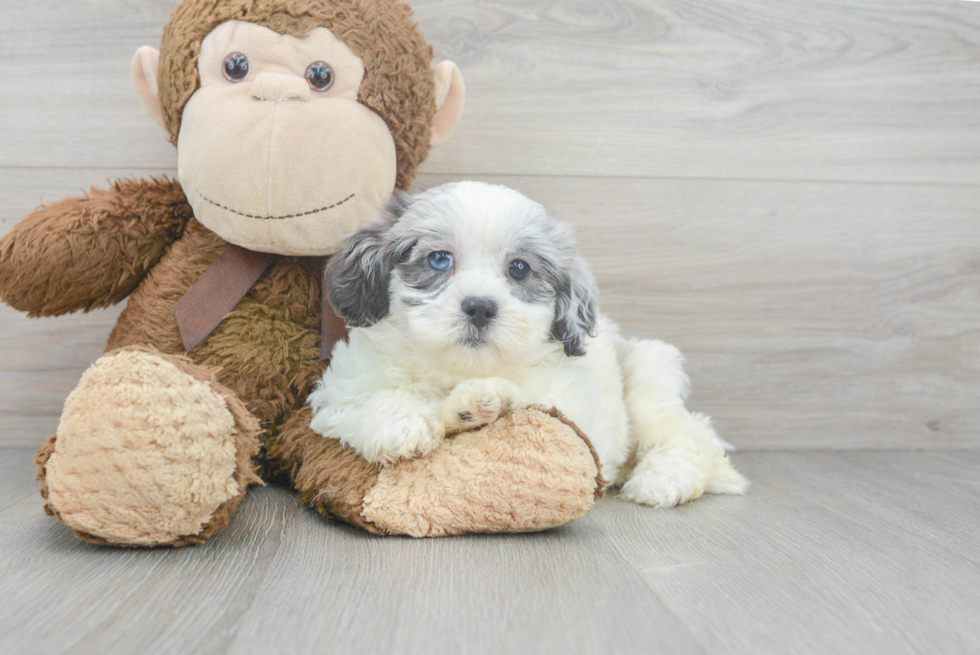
[362,408,605,537]
[40,348,259,546]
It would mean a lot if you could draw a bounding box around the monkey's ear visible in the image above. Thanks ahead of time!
[430,61,465,147]
[131,46,165,128]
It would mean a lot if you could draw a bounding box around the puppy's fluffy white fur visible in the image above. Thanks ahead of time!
[309,182,747,507]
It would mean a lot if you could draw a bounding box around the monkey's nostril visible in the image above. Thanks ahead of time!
[250,73,311,102]
[461,297,497,328]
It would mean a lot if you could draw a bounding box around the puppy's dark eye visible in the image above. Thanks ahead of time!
[223,52,250,82]
[508,259,530,281]
[305,61,334,91]
[428,251,454,271]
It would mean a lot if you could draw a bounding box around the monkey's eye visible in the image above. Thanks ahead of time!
[428,251,454,271]
[222,52,250,82]
[508,259,531,281]
[305,61,334,91]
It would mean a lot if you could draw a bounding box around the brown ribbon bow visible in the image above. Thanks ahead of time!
[174,244,348,361]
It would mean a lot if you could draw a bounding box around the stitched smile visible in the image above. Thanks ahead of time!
[196,191,355,220]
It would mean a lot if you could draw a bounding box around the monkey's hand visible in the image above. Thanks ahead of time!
[0,177,191,317]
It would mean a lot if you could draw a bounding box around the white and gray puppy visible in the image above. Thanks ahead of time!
[309,181,747,507]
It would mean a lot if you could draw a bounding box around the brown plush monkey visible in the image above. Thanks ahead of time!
[0,0,603,546]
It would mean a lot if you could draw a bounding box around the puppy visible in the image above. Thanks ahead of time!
[309,182,747,507]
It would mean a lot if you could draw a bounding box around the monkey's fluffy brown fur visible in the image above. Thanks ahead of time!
[0,0,604,545]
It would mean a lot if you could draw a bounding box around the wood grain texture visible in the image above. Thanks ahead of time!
[2,169,977,449]
[1,0,979,183]
[0,448,705,655]
[589,450,980,655]
[0,448,977,654]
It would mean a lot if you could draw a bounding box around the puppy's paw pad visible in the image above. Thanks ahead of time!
[442,380,510,431]
[621,462,703,508]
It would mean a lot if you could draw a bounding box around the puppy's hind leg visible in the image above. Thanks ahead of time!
[616,338,748,508]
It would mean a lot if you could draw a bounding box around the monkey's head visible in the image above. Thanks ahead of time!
[132,0,464,256]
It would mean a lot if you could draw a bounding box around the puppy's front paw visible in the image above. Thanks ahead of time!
[621,455,704,508]
[442,378,526,433]
[357,411,445,466]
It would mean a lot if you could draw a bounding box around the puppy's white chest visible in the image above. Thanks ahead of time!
[516,361,602,436]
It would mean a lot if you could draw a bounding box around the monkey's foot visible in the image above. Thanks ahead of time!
[35,347,261,547]
[288,406,605,537]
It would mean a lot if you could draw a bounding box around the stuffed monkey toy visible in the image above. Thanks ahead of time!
[0,0,603,545]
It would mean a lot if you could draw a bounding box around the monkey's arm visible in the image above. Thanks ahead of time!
[0,177,192,317]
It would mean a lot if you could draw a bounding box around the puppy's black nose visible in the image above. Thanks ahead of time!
[461,297,497,328]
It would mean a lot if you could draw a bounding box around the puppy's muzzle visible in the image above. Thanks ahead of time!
[461,297,497,328]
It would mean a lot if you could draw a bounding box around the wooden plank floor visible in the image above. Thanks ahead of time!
[0,449,976,655]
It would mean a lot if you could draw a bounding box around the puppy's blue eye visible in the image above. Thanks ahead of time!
[508,259,530,281]
[428,251,454,271]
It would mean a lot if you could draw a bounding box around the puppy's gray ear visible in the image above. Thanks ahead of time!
[327,192,413,327]
[551,257,599,356]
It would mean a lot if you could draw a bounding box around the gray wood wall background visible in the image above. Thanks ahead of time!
[1,0,978,450]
